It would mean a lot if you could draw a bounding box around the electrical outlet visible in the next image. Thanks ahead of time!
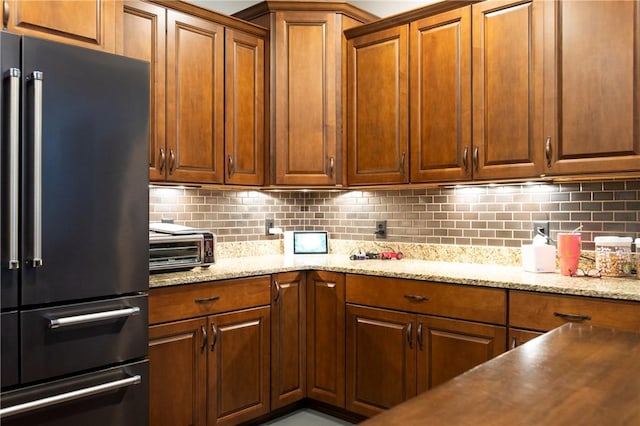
[533,221,550,239]
[265,218,274,235]
[375,220,387,239]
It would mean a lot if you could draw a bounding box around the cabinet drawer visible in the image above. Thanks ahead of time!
[509,291,640,332]
[149,276,270,324]
[346,275,506,325]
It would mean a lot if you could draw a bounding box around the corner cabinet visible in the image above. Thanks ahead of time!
[543,0,640,176]
[235,2,377,187]
[123,1,265,185]
[346,25,409,185]
[5,0,119,52]
[148,277,271,426]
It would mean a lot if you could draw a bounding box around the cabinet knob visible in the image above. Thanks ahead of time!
[169,149,176,175]
[473,146,479,172]
[463,146,469,173]
[210,323,218,351]
[200,325,208,353]
[329,156,335,178]
[228,155,234,178]
[159,148,166,174]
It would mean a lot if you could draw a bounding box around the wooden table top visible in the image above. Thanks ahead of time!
[360,323,640,426]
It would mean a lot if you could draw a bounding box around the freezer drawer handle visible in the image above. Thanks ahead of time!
[48,307,141,329]
[0,374,141,419]
[6,67,20,269]
[27,71,44,268]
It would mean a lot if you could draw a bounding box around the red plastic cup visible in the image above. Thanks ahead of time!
[557,232,581,276]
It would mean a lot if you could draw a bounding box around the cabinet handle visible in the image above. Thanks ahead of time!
[553,311,592,322]
[417,322,423,350]
[28,71,44,268]
[273,280,281,304]
[6,68,20,269]
[400,151,406,176]
[228,155,233,178]
[329,156,335,178]
[195,296,220,304]
[200,325,208,353]
[407,321,413,349]
[169,149,176,175]
[462,146,469,173]
[210,323,218,351]
[159,148,166,174]
[511,336,517,350]
[3,0,9,29]
[404,294,428,302]
[545,136,552,168]
[322,282,336,289]
[473,146,479,172]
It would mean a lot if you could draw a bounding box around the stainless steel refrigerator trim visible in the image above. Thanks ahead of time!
[0,375,142,419]
[48,306,141,329]
[27,70,43,268]
[7,66,19,269]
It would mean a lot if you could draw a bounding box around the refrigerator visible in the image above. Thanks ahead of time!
[0,33,150,425]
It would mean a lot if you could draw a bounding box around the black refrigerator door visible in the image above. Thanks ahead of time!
[1,311,19,389]
[0,360,148,426]
[1,32,21,310]
[20,36,149,306]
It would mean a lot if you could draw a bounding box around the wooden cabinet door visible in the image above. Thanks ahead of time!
[346,305,416,417]
[6,0,118,52]
[273,11,339,186]
[123,1,166,181]
[410,7,472,183]
[225,28,265,186]
[149,318,207,426]
[472,0,543,180]
[166,10,224,184]
[271,272,306,409]
[208,306,270,426]
[416,316,506,393]
[347,25,409,185]
[307,271,345,407]
[543,0,640,175]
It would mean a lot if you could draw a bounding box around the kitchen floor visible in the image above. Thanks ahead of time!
[260,409,354,425]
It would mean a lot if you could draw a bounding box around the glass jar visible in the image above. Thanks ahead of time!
[594,236,633,277]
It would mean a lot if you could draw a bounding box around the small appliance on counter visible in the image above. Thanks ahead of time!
[521,234,556,273]
[149,223,215,272]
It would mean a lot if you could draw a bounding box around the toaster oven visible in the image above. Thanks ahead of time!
[149,231,215,272]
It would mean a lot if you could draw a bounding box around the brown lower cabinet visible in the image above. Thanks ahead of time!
[346,304,507,417]
[149,277,271,426]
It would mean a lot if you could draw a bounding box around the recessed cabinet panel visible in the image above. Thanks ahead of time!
[472,0,543,179]
[544,0,640,174]
[347,26,409,185]
[410,7,471,182]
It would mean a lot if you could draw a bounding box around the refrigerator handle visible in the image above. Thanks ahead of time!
[28,71,43,268]
[6,68,20,269]
[0,375,141,419]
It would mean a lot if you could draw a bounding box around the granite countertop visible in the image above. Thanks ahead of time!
[149,254,640,301]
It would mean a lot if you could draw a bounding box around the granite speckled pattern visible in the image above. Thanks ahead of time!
[149,254,640,301]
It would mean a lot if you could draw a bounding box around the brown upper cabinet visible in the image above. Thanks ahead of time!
[235,2,377,187]
[410,7,471,182]
[5,0,119,53]
[123,0,266,185]
[471,0,544,180]
[542,0,640,176]
[347,25,409,185]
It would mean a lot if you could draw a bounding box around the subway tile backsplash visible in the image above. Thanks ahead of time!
[150,179,640,251]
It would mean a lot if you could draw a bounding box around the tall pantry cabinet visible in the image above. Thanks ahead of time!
[234,2,377,187]
[123,0,266,185]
